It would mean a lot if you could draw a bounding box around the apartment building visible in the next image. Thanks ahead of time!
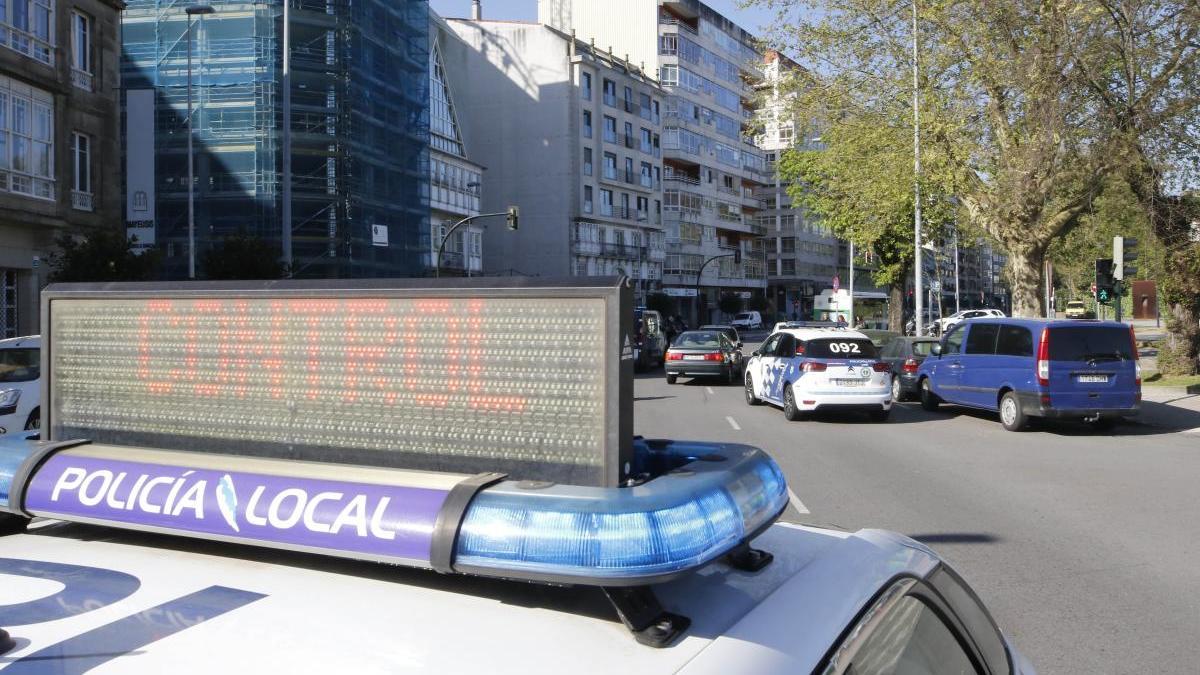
[445,17,667,301]
[0,0,123,336]
[121,0,429,280]
[541,0,769,325]
[428,10,484,276]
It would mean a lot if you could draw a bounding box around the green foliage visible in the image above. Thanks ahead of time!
[645,292,676,317]
[48,228,161,283]
[718,293,744,316]
[202,233,286,280]
[747,294,772,314]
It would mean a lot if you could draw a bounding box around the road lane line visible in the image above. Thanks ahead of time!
[787,487,811,514]
[706,387,714,394]
[725,416,741,431]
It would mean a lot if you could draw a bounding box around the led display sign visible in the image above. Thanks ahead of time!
[42,279,633,487]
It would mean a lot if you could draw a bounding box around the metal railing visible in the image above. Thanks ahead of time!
[71,190,94,212]
[71,69,93,92]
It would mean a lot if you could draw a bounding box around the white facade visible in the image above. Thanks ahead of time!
[429,11,485,275]
[542,0,769,325]
[445,18,667,299]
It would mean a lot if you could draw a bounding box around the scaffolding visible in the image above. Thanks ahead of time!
[121,0,430,279]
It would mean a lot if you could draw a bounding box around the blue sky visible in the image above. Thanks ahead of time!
[428,0,779,36]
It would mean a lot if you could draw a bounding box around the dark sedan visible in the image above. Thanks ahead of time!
[879,337,940,401]
[665,331,741,385]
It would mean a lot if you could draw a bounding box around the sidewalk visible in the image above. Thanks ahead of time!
[1137,386,1200,433]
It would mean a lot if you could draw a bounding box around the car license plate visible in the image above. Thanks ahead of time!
[1078,374,1108,383]
[833,379,864,387]
[683,355,705,360]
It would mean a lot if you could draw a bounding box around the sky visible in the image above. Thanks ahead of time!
[428,0,779,36]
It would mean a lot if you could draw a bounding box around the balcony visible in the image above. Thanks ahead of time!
[664,173,700,186]
[71,190,94,212]
[604,92,618,108]
[71,69,94,92]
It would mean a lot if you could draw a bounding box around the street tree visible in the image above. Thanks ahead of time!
[752,0,1199,319]
[202,233,287,280]
[48,229,160,283]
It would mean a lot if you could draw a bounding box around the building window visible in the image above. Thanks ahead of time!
[636,195,649,220]
[600,188,613,216]
[639,93,653,121]
[71,11,92,91]
[583,185,593,214]
[781,259,796,276]
[71,132,92,211]
[781,237,795,253]
[640,162,653,188]
[583,110,592,138]
[624,156,633,182]
[581,71,592,100]
[0,269,15,338]
[603,79,617,107]
[603,152,617,180]
[1,0,54,64]
[620,193,630,219]
[583,147,593,176]
[623,86,633,112]
[640,127,652,154]
[603,115,617,143]
[623,121,633,148]
[0,76,55,200]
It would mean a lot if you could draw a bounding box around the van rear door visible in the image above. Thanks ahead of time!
[1045,325,1139,411]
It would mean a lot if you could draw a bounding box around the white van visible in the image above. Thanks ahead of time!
[0,335,40,434]
[731,311,763,330]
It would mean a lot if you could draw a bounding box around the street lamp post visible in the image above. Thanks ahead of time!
[435,208,516,278]
[912,0,923,334]
[185,4,214,280]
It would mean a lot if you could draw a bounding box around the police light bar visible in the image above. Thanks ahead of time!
[41,278,633,488]
[1,436,787,589]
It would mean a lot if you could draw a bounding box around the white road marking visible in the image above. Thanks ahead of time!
[705,387,715,394]
[787,487,811,514]
[725,416,741,431]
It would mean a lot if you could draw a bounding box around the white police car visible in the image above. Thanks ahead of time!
[744,328,893,421]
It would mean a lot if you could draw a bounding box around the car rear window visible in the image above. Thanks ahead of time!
[1048,326,1134,362]
[804,338,878,358]
[911,341,936,357]
[0,348,39,382]
[735,313,752,320]
[673,332,721,348]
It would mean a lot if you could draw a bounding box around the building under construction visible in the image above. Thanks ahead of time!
[121,0,430,279]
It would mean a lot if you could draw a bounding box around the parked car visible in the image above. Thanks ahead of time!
[744,328,892,422]
[917,319,1140,431]
[1064,301,1094,319]
[665,330,742,384]
[860,329,902,349]
[0,335,40,434]
[880,337,941,401]
[934,308,1006,336]
[730,311,763,331]
[633,308,666,372]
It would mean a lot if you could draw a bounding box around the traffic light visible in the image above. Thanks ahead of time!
[1113,236,1137,280]
[1095,258,1115,304]
[733,248,742,265]
[506,206,519,230]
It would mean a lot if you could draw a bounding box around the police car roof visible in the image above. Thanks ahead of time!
[774,327,873,342]
[0,520,939,674]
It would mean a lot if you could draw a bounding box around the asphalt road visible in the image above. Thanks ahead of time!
[636,338,1200,674]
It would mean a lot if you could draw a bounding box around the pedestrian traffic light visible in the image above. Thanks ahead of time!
[733,248,742,265]
[506,205,519,230]
[1113,236,1138,280]
[1095,258,1115,304]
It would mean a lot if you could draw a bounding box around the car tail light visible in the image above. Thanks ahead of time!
[1129,325,1141,386]
[872,362,891,373]
[703,352,724,362]
[802,361,827,372]
[1036,328,1050,386]
[902,358,919,373]
[666,351,683,361]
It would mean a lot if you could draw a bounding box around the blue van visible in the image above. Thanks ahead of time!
[916,319,1141,431]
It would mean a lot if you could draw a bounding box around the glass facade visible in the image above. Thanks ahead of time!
[121,0,429,279]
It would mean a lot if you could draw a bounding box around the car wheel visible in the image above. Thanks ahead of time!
[891,376,905,402]
[919,379,940,411]
[783,385,802,421]
[870,409,891,423]
[999,391,1028,431]
[24,408,39,431]
[666,374,677,385]
[745,373,763,405]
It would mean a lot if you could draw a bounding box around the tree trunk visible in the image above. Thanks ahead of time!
[1161,301,1200,376]
[888,283,904,332]
[1006,246,1046,318]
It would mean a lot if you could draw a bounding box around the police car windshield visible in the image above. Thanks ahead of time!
[674,332,722,348]
[804,338,878,359]
[0,347,39,382]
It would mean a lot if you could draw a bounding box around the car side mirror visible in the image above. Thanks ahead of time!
[931,343,943,356]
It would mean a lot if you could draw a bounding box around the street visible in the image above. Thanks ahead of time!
[635,335,1200,674]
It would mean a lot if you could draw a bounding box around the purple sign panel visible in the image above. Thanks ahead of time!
[25,454,451,564]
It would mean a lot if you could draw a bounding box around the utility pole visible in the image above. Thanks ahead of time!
[848,239,855,327]
[953,227,960,313]
[911,0,923,335]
